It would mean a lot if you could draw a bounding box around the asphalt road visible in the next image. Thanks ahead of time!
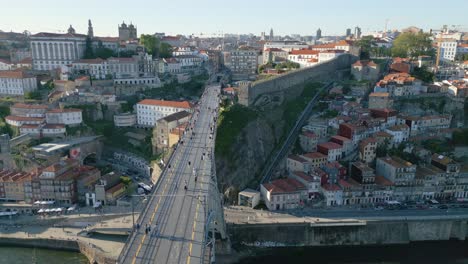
[119,85,221,264]
[225,206,468,224]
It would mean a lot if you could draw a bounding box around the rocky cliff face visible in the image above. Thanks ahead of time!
[216,106,287,202]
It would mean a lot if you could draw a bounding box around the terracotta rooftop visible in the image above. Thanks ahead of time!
[138,99,191,109]
[289,49,319,55]
[47,108,82,113]
[12,103,48,110]
[302,152,326,159]
[288,154,308,163]
[318,142,342,150]
[0,70,33,79]
[262,178,306,194]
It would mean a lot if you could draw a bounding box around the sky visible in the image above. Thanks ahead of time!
[1,0,468,37]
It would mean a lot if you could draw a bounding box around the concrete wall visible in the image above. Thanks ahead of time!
[228,219,468,248]
[238,54,357,106]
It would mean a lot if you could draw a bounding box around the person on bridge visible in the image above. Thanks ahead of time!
[184,185,187,191]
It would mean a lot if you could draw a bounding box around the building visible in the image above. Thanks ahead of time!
[105,183,126,205]
[318,50,345,63]
[30,29,87,71]
[136,99,192,127]
[368,92,392,109]
[5,115,45,127]
[287,155,310,174]
[302,124,327,139]
[45,108,83,126]
[10,103,47,118]
[385,124,410,145]
[238,188,261,208]
[289,171,321,199]
[114,113,137,127]
[438,39,458,61]
[0,170,33,202]
[287,49,319,68]
[376,156,416,186]
[260,178,307,210]
[358,137,378,163]
[299,131,318,152]
[403,115,452,136]
[0,70,37,96]
[72,57,139,79]
[263,48,289,64]
[118,21,137,41]
[321,184,343,206]
[350,162,375,184]
[225,48,258,81]
[351,60,379,81]
[33,159,80,205]
[431,154,460,174]
[375,73,423,96]
[152,111,191,154]
[301,152,327,168]
[20,123,66,138]
[317,142,343,162]
[330,135,353,156]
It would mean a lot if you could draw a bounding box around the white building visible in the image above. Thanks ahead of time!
[5,115,44,127]
[286,155,310,173]
[0,70,38,96]
[136,99,192,127]
[72,57,139,79]
[172,46,196,57]
[30,29,87,71]
[114,76,161,87]
[159,58,182,74]
[260,178,307,211]
[321,184,343,206]
[287,49,319,68]
[263,41,309,52]
[0,59,13,70]
[114,113,137,127]
[45,108,83,126]
[20,123,66,137]
[385,124,410,145]
[439,39,458,62]
[318,50,345,63]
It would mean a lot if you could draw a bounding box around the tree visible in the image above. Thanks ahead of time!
[159,42,172,58]
[391,32,434,59]
[356,36,375,60]
[24,91,41,100]
[83,37,95,59]
[413,66,435,83]
[95,47,114,59]
[140,34,157,55]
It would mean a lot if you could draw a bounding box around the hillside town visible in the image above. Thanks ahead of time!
[0,20,467,222]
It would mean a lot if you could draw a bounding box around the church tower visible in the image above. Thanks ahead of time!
[88,19,94,38]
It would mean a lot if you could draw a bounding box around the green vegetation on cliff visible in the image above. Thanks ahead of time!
[216,105,258,158]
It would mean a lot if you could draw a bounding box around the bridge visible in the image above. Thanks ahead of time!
[118,84,226,264]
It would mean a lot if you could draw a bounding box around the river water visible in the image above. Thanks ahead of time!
[0,246,88,264]
[236,240,468,264]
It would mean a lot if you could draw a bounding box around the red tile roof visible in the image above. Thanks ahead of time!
[289,49,319,55]
[138,99,191,109]
[5,115,44,122]
[262,178,306,194]
[352,60,377,67]
[317,142,342,150]
[288,154,308,163]
[47,108,82,113]
[292,171,316,182]
[302,152,326,159]
[12,103,48,110]
[375,175,394,186]
[0,70,33,79]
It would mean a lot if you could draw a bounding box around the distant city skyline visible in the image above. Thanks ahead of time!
[1,0,467,37]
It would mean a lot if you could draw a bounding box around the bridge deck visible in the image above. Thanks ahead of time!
[119,85,221,264]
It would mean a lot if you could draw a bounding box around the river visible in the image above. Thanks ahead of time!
[0,246,88,264]
[235,240,468,264]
